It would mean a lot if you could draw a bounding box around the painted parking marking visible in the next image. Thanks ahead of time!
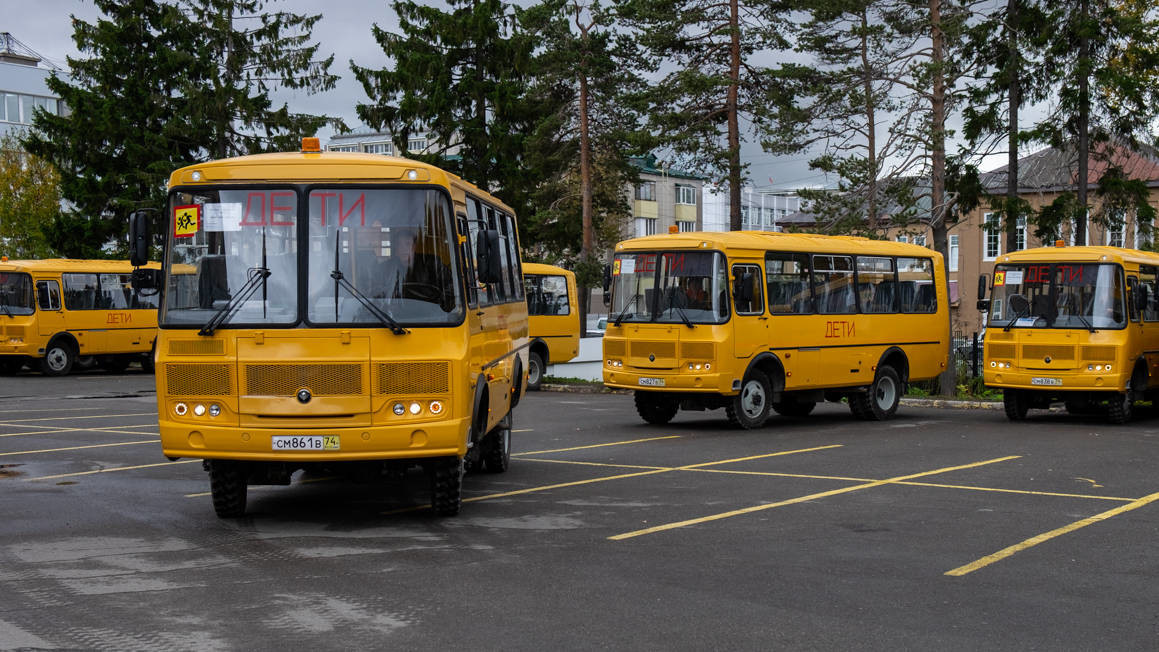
[23,459,201,482]
[516,435,681,455]
[609,455,1021,541]
[0,412,155,423]
[945,489,1159,576]
[0,425,160,439]
[2,440,159,458]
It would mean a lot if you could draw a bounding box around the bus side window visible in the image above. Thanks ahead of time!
[503,213,523,301]
[467,198,493,306]
[36,280,61,311]
[765,252,813,314]
[488,207,510,302]
[898,257,937,313]
[1141,266,1159,321]
[732,264,764,315]
[62,273,99,310]
[457,213,478,308]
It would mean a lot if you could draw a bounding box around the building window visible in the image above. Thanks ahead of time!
[407,137,427,152]
[949,234,959,272]
[329,145,358,152]
[1015,216,1027,250]
[675,185,697,205]
[635,217,657,237]
[363,142,393,155]
[984,212,1001,260]
[0,92,58,124]
[1136,208,1153,249]
[913,234,927,247]
[896,235,908,244]
[1108,211,1124,247]
[677,221,695,232]
[634,182,656,201]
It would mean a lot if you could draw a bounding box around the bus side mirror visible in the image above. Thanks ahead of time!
[475,229,502,284]
[602,264,611,293]
[131,268,161,291]
[129,210,151,267]
[976,274,990,311]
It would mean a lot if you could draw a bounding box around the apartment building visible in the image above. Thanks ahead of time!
[0,33,66,140]
[627,154,705,237]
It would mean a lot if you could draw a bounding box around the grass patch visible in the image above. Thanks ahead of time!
[542,375,602,385]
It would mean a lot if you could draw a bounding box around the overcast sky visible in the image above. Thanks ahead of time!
[10,0,1006,192]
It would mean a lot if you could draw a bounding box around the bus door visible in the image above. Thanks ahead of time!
[731,263,767,359]
[34,278,66,343]
[814,255,858,382]
[1139,266,1159,379]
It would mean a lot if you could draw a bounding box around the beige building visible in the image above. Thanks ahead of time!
[627,155,705,237]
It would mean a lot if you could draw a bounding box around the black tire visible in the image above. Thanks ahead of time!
[1003,389,1030,421]
[726,370,772,429]
[527,351,545,391]
[634,391,679,425]
[140,344,156,374]
[482,413,512,473]
[850,366,901,421]
[1064,398,1097,415]
[0,358,24,375]
[39,339,75,377]
[73,356,98,372]
[1108,379,1136,425]
[208,460,248,518]
[772,398,816,417]
[429,457,464,516]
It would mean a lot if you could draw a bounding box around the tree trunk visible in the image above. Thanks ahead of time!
[1004,0,1020,252]
[1075,0,1090,245]
[930,0,955,396]
[860,9,878,233]
[727,0,743,231]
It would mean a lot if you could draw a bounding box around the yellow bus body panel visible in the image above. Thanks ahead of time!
[523,262,580,364]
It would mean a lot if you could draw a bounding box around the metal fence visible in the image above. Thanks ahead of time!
[951,329,985,379]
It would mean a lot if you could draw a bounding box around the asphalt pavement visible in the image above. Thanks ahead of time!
[1,369,1157,650]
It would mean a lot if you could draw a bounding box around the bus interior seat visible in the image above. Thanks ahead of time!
[198,255,231,309]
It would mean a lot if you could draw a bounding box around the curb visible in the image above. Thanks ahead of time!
[537,384,1005,408]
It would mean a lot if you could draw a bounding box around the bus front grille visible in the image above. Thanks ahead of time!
[245,363,363,397]
[169,339,225,355]
[376,362,450,395]
[629,341,678,367]
[3,325,24,338]
[1021,345,1075,361]
[987,343,1016,359]
[681,341,714,360]
[604,339,626,357]
[1081,346,1116,362]
[166,363,232,396]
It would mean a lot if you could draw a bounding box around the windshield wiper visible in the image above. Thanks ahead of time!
[1072,311,1096,333]
[613,293,640,326]
[199,265,270,336]
[0,304,12,318]
[664,293,695,329]
[329,269,407,335]
[1002,300,1031,332]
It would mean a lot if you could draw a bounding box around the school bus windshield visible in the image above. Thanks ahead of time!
[988,262,1125,330]
[611,250,728,324]
[162,187,462,328]
[0,272,34,315]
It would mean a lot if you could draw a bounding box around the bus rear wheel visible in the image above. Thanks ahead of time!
[429,457,463,516]
[1108,381,1136,425]
[850,366,900,421]
[208,460,248,518]
[528,351,545,391]
[726,370,772,429]
[634,391,678,425]
[1003,389,1030,421]
[482,413,512,473]
[40,340,75,377]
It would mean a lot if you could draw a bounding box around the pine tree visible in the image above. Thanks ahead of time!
[0,134,59,258]
[620,0,791,231]
[180,0,342,158]
[352,0,533,204]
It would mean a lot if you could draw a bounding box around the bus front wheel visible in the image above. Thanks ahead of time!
[208,460,248,518]
[635,391,679,425]
[429,457,464,516]
[40,340,75,377]
[1003,389,1030,421]
[726,370,772,429]
[850,366,900,420]
[527,351,545,391]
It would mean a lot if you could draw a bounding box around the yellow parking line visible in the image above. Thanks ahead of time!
[516,436,681,455]
[610,455,1020,541]
[0,440,158,457]
[945,489,1159,576]
[893,481,1135,503]
[23,459,201,482]
[0,413,155,424]
[0,423,159,438]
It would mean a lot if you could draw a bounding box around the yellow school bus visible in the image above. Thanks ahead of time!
[979,244,1159,423]
[603,231,950,428]
[522,262,580,390]
[131,139,528,517]
[0,258,160,376]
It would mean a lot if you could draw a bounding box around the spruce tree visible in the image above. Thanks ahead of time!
[180,0,342,158]
[23,0,203,258]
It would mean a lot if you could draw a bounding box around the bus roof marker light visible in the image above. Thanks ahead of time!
[191,171,202,181]
[301,137,322,153]
[1056,239,1065,247]
[669,225,679,234]
[406,169,418,180]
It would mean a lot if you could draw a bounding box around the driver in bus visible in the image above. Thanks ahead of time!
[379,225,455,312]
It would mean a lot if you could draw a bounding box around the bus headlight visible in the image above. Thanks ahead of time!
[991,361,997,368]
[193,404,206,417]
[409,402,422,415]
[393,403,406,416]
[1095,365,1103,371]
[208,404,221,417]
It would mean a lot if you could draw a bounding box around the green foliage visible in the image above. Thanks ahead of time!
[0,134,59,258]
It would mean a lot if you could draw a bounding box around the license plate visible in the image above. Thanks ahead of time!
[271,435,340,451]
[1031,377,1062,386]
[638,377,666,387]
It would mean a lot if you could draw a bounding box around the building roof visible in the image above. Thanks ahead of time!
[981,142,1159,193]
[628,154,705,182]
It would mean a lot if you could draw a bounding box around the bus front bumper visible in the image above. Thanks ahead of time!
[159,416,471,462]
[984,369,1126,392]
[604,368,728,393]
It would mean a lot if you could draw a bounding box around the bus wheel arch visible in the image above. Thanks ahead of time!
[744,353,786,400]
[510,356,524,409]
[527,339,549,391]
[40,334,78,376]
[1110,359,1148,425]
[876,347,910,386]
